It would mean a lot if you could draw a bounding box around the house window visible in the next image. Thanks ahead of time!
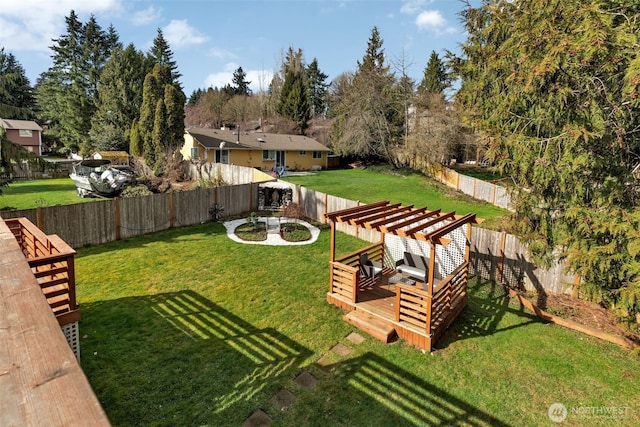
[299,151,307,156]
[190,147,199,159]
[262,150,276,160]
[312,151,322,159]
[215,149,229,164]
[19,129,32,137]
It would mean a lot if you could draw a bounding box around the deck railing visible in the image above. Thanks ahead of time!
[5,217,79,326]
[330,242,385,303]
[396,261,469,336]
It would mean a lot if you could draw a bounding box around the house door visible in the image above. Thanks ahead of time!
[275,151,286,169]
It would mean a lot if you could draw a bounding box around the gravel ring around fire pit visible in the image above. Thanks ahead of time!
[223,216,320,246]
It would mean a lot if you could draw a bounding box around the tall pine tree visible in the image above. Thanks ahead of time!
[306,58,329,118]
[35,11,119,152]
[90,44,152,151]
[0,48,35,120]
[456,0,640,323]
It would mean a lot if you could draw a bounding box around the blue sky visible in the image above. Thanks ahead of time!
[0,0,479,97]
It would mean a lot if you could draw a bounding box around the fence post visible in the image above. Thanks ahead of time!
[114,197,121,241]
[323,193,328,223]
[498,231,507,284]
[169,192,175,228]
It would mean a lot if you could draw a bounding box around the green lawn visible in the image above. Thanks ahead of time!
[0,178,93,210]
[283,167,510,230]
[76,222,640,426]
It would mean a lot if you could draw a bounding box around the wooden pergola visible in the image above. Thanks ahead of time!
[325,201,479,351]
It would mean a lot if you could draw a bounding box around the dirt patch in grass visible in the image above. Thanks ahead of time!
[530,291,638,342]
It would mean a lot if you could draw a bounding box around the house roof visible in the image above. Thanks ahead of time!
[0,119,42,131]
[186,128,331,152]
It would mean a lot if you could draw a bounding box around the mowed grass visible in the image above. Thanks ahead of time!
[0,178,93,210]
[76,222,640,426]
[283,167,510,230]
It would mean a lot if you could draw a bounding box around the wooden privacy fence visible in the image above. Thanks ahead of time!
[290,183,574,295]
[0,183,258,248]
[0,173,571,294]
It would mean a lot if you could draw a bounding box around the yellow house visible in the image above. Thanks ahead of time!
[181,128,331,171]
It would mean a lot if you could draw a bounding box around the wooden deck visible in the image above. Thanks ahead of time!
[328,266,468,352]
[0,218,109,426]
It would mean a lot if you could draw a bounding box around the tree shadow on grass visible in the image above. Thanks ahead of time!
[80,290,312,426]
[434,277,542,350]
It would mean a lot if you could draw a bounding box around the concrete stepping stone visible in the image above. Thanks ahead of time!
[269,389,297,411]
[315,354,334,372]
[243,409,272,427]
[293,371,317,389]
[330,342,353,357]
[346,331,365,345]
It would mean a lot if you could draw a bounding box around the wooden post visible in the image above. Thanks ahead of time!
[323,193,328,224]
[498,231,506,284]
[67,255,77,311]
[36,206,43,230]
[329,221,336,262]
[465,223,472,264]
[572,274,581,299]
[114,197,121,241]
[169,191,175,228]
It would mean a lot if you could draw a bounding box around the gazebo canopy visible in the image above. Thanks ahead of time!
[325,200,479,246]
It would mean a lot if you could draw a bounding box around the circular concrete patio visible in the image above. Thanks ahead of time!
[223,216,320,246]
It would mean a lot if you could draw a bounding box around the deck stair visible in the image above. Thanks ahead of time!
[344,310,397,343]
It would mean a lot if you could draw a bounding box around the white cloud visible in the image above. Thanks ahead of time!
[0,0,122,52]
[400,0,431,15]
[162,19,208,48]
[131,6,161,26]
[208,48,237,60]
[415,10,446,29]
[204,63,273,93]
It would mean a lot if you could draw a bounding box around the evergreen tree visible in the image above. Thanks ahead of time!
[163,83,186,152]
[277,71,310,133]
[188,88,205,106]
[231,66,251,95]
[139,64,185,171]
[306,58,329,118]
[35,11,119,151]
[417,51,449,97]
[90,44,152,151]
[455,0,640,323]
[148,28,181,86]
[129,118,141,156]
[276,47,310,133]
[152,98,168,168]
[0,48,35,119]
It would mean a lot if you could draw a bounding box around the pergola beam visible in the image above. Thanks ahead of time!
[368,206,424,229]
[384,209,441,233]
[355,204,411,227]
[349,203,403,225]
[426,213,477,243]
[325,200,389,222]
[402,211,456,237]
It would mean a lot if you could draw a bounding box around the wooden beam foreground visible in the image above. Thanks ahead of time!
[0,219,110,426]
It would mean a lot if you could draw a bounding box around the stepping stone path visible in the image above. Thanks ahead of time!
[270,389,297,411]
[243,332,365,425]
